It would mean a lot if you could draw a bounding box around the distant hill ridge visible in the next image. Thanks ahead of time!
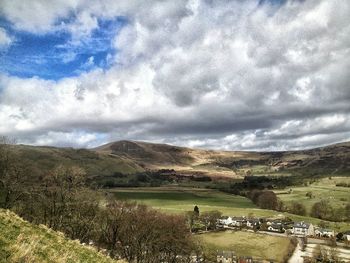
[5,140,350,180]
[94,140,350,172]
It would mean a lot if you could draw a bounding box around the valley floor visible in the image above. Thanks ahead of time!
[109,186,350,232]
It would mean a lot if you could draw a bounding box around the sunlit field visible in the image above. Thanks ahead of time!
[110,186,350,231]
[198,230,292,262]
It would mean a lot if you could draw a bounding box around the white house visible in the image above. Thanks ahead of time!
[218,216,234,226]
[217,216,246,227]
[246,218,260,228]
[315,228,335,238]
[293,222,314,236]
[344,231,350,241]
[230,217,246,227]
[268,223,284,233]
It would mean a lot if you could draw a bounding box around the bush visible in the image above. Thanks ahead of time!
[247,190,280,210]
[310,200,335,221]
[289,202,307,216]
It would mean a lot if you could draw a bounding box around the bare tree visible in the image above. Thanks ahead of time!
[290,201,307,216]
[257,191,278,210]
[311,200,334,220]
[0,136,27,209]
[97,201,196,262]
[200,210,222,231]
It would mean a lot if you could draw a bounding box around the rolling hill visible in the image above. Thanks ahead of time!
[5,140,350,183]
[7,144,144,182]
[95,140,350,178]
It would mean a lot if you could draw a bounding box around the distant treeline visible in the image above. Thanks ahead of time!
[220,175,295,195]
[336,182,350,188]
[95,169,212,188]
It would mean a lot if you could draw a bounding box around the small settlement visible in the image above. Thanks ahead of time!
[207,214,349,263]
[217,215,338,238]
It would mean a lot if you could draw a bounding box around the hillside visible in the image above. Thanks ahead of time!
[8,144,144,181]
[5,140,350,183]
[95,140,350,178]
[0,209,122,263]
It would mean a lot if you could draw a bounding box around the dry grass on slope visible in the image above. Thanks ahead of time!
[0,209,124,263]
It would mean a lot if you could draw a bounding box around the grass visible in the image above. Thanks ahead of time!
[110,186,350,231]
[110,187,266,215]
[198,230,292,262]
[275,177,350,213]
[12,144,144,179]
[0,209,122,263]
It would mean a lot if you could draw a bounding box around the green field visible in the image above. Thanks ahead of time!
[110,187,350,231]
[275,177,350,213]
[198,230,292,262]
[110,187,270,216]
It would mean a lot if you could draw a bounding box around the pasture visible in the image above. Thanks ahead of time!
[198,230,292,262]
[110,187,271,216]
[274,177,350,213]
[109,186,350,231]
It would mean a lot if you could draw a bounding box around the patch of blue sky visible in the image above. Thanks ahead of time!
[258,0,287,6]
[0,17,126,80]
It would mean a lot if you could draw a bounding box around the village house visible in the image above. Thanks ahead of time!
[217,251,237,263]
[238,256,253,263]
[344,231,350,241]
[314,228,335,238]
[246,218,260,229]
[230,217,247,227]
[292,222,314,236]
[266,218,292,231]
[218,216,234,227]
[218,216,247,227]
[267,223,284,233]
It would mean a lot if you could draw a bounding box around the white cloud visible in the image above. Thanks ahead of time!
[0,0,80,33]
[0,27,12,48]
[0,0,350,150]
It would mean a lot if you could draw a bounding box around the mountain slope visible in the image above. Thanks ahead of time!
[9,144,144,180]
[0,209,122,263]
[95,140,350,177]
[95,140,203,165]
[5,140,350,182]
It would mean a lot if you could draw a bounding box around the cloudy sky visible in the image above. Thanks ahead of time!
[0,0,349,151]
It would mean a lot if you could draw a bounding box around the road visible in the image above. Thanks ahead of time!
[288,241,303,263]
[288,237,350,262]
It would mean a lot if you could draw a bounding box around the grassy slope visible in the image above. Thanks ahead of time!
[7,140,350,182]
[275,177,350,212]
[0,209,122,263]
[198,230,291,262]
[11,144,144,179]
[110,187,350,231]
[96,140,350,178]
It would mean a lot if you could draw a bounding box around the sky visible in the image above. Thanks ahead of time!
[0,0,349,151]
